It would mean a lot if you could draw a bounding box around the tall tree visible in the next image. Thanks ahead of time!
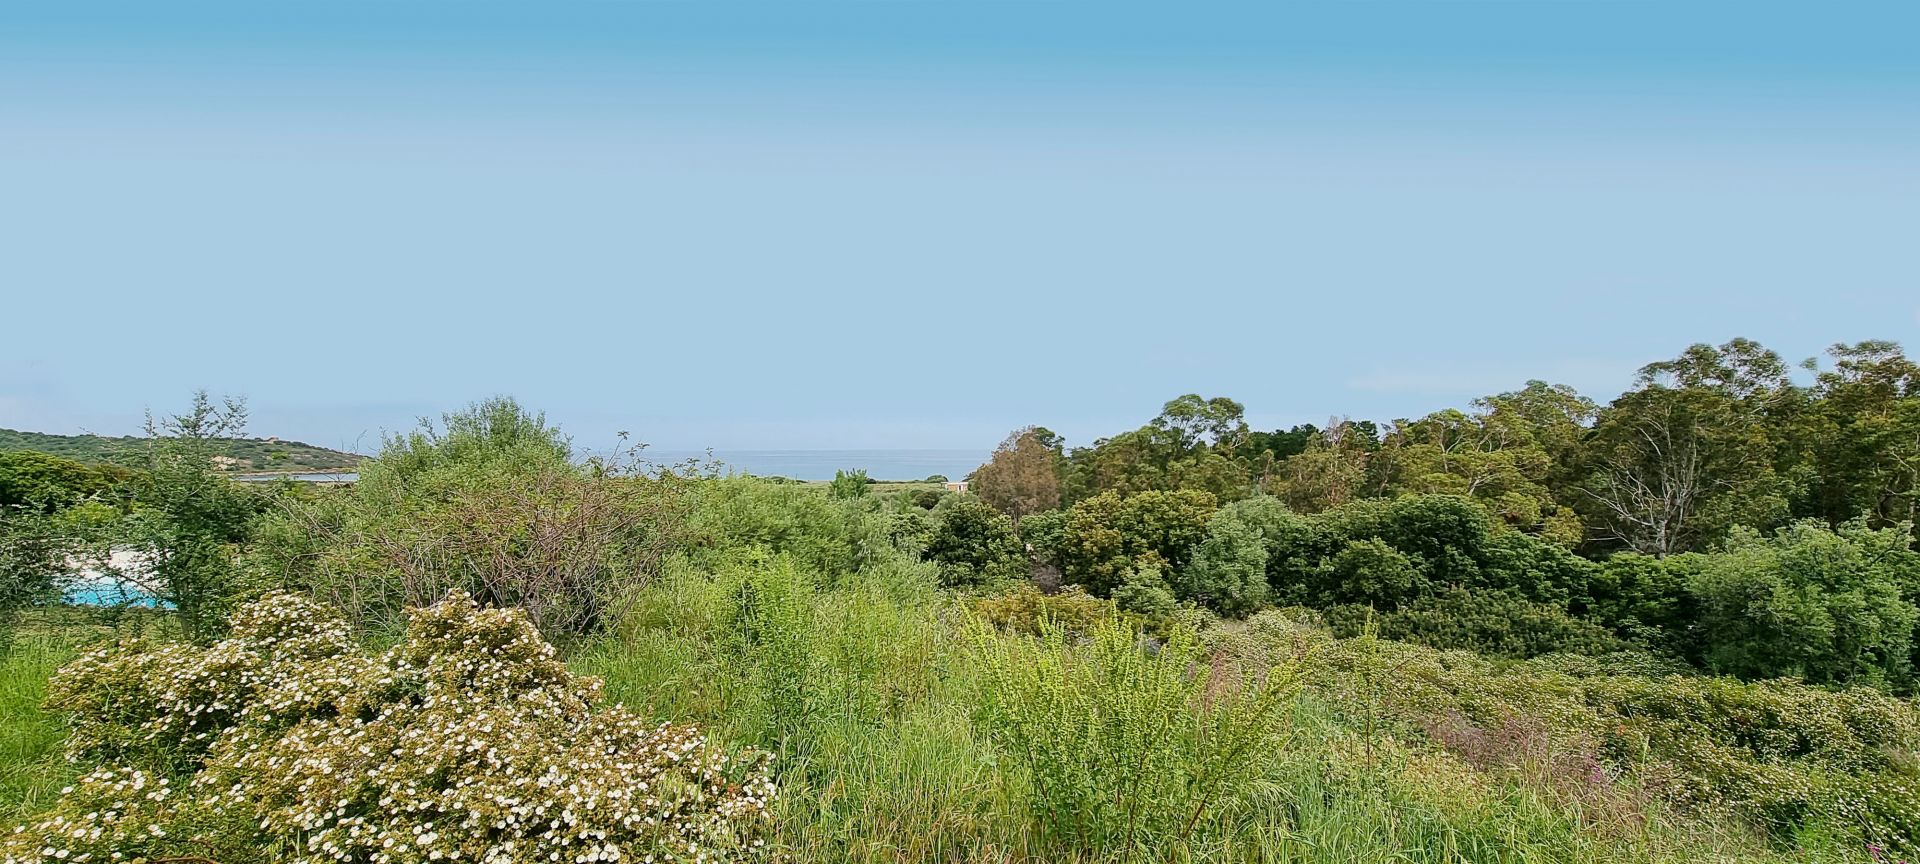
[1065,395,1252,503]
[1373,381,1594,546]
[1580,339,1794,556]
[968,426,1064,525]
[1796,341,1920,532]
[1264,418,1376,513]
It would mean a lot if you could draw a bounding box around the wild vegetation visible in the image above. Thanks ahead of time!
[0,425,364,473]
[1,336,1918,862]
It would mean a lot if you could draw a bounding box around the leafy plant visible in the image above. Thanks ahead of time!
[970,613,1302,859]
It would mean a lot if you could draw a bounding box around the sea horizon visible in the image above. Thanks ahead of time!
[606,448,989,483]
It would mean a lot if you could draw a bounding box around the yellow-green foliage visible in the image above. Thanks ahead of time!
[973,582,1112,638]
[1214,609,1920,857]
[970,614,1304,859]
[6,591,774,864]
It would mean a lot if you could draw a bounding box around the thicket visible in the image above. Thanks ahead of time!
[6,341,1920,861]
[1212,611,1920,858]
[5,591,774,864]
[245,398,699,641]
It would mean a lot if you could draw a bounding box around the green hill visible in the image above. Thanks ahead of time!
[0,427,366,473]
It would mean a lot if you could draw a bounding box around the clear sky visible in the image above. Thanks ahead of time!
[3,0,1916,454]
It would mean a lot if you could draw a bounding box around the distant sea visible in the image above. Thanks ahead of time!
[637,449,986,482]
[230,450,989,486]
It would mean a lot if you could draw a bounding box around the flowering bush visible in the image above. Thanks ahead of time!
[5,591,774,864]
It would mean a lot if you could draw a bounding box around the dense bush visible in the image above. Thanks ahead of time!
[247,398,696,640]
[0,451,133,513]
[1590,551,1704,655]
[921,495,1025,587]
[1363,588,1625,659]
[689,476,909,581]
[1177,510,1270,617]
[1692,520,1920,688]
[1214,613,1920,856]
[973,582,1112,639]
[1055,489,1216,596]
[6,590,775,864]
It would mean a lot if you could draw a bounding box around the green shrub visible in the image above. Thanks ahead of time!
[1373,588,1625,659]
[973,582,1111,639]
[1056,489,1216,597]
[922,495,1025,587]
[1217,619,1920,857]
[245,398,695,641]
[970,613,1302,859]
[1692,520,1920,688]
[1111,559,1180,620]
[690,476,885,578]
[1323,537,1422,607]
[1178,510,1270,617]
[1015,508,1069,569]
[9,591,775,864]
[829,469,871,499]
[723,554,821,758]
[1257,494,1598,615]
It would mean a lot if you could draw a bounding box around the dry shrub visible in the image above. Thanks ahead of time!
[1424,710,1659,836]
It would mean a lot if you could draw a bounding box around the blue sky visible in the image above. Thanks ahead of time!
[3,1,1916,453]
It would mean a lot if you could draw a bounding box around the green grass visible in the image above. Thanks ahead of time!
[0,570,1880,864]
[567,558,1833,864]
[0,633,78,820]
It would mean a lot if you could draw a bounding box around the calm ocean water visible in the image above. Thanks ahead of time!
[229,451,987,486]
[638,449,986,482]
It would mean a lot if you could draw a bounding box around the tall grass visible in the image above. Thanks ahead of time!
[0,634,77,820]
[575,552,1032,861]
[568,550,1830,864]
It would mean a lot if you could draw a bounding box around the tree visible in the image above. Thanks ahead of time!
[1178,511,1270,617]
[923,495,1026,586]
[1264,419,1376,512]
[1151,394,1250,452]
[1056,489,1218,596]
[123,391,267,640]
[829,469,871,499]
[1690,520,1920,688]
[1796,341,1920,533]
[969,427,1063,525]
[1580,339,1794,556]
[1064,396,1252,503]
[1372,381,1593,547]
[1244,424,1320,470]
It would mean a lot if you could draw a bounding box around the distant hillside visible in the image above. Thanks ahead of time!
[0,427,367,472]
